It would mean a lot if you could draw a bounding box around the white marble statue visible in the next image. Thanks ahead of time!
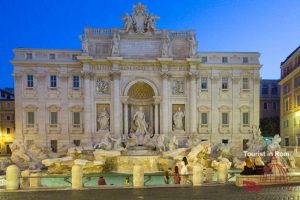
[161,33,171,57]
[267,134,281,152]
[132,107,149,145]
[121,13,133,32]
[97,107,110,131]
[94,132,113,150]
[10,143,31,168]
[187,141,211,165]
[111,32,120,56]
[246,125,265,152]
[211,156,232,171]
[188,32,197,56]
[288,156,297,169]
[157,133,168,152]
[79,35,89,53]
[172,107,185,130]
[27,143,48,162]
[145,13,159,32]
[187,132,201,148]
[168,135,179,151]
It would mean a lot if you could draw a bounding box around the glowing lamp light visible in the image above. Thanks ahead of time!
[296,112,300,117]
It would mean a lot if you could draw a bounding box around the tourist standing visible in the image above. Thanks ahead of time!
[98,176,107,185]
[180,157,188,184]
[173,166,180,184]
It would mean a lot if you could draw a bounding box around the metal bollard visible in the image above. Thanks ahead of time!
[6,165,20,190]
[193,163,203,186]
[133,165,144,187]
[218,163,228,184]
[72,165,83,189]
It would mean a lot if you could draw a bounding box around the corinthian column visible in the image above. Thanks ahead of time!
[111,71,121,138]
[189,72,199,134]
[153,96,162,135]
[121,96,129,135]
[82,70,92,140]
[160,72,170,134]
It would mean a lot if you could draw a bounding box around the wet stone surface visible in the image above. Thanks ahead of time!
[1,184,300,200]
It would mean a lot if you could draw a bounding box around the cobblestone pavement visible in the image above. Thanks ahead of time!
[1,184,300,200]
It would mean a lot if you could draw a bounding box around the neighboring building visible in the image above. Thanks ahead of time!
[0,88,15,154]
[11,3,261,154]
[279,46,300,146]
[260,79,280,137]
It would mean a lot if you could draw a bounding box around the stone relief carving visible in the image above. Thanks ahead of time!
[121,2,159,34]
[172,80,185,95]
[97,107,110,131]
[111,32,120,56]
[173,107,185,131]
[95,78,110,94]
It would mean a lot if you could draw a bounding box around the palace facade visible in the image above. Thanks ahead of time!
[11,3,261,153]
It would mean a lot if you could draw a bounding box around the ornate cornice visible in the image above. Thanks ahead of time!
[160,72,171,79]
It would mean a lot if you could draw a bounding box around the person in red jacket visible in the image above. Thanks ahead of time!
[98,176,106,185]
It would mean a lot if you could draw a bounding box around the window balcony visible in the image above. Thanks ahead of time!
[70,124,83,134]
[46,123,62,134]
[24,123,38,134]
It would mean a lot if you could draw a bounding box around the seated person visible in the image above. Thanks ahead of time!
[240,156,255,175]
[254,156,265,175]
[98,176,106,186]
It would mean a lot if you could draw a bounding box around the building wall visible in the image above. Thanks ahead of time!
[279,46,300,146]
[0,98,15,154]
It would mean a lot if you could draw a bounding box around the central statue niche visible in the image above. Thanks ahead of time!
[127,81,156,146]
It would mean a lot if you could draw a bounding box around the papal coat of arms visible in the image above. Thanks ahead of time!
[121,2,159,34]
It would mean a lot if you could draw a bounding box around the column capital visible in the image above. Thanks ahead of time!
[153,96,162,104]
[81,71,94,79]
[188,72,199,80]
[109,71,121,80]
[121,96,129,104]
[160,72,171,79]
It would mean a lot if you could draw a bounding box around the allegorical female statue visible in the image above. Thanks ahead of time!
[173,107,185,130]
[97,108,110,131]
[132,107,149,145]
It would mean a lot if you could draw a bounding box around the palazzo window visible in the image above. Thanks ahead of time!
[73,140,81,147]
[7,128,11,135]
[200,112,208,127]
[242,112,249,127]
[49,53,56,60]
[27,75,34,88]
[50,112,58,127]
[73,76,80,89]
[50,140,57,153]
[242,78,249,90]
[262,84,268,95]
[243,57,248,63]
[271,84,278,95]
[297,95,300,107]
[284,98,289,112]
[222,57,228,63]
[27,112,35,128]
[221,77,228,90]
[201,77,208,91]
[72,112,81,128]
[26,53,32,60]
[221,112,229,127]
[295,76,300,88]
[201,56,207,63]
[50,75,57,88]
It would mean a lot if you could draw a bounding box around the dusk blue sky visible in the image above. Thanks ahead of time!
[0,0,300,88]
